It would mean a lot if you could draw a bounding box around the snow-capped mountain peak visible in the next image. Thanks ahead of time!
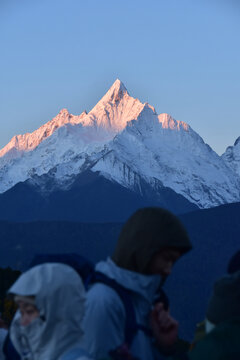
[0,79,146,160]
[85,79,146,132]
[1,80,240,211]
[101,78,128,103]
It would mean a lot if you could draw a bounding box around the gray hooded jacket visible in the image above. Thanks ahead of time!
[9,263,92,360]
[81,258,162,360]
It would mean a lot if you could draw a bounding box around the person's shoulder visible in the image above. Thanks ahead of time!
[85,282,126,321]
[87,282,124,307]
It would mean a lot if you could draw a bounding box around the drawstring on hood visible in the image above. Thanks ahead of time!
[9,263,86,360]
[112,207,191,274]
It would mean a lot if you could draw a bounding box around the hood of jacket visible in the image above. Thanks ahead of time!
[96,257,162,306]
[9,263,85,360]
[111,207,191,274]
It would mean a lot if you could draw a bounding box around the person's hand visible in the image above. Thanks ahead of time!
[150,302,179,349]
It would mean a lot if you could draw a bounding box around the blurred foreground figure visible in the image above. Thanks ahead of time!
[173,271,240,360]
[8,263,92,360]
[81,207,192,360]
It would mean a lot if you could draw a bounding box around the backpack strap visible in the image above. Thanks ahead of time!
[90,271,152,346]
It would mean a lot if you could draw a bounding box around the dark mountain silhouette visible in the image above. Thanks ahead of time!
[0,170,197,222]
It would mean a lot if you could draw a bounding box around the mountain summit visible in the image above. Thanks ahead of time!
[85,79,146,132]
[0,79,130,159]
[101,79,128,102]
[0,80,240,209]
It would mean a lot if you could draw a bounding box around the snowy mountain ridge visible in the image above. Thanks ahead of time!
[0,79,240,209]
[0,108,87,160]
[0,80,149,159]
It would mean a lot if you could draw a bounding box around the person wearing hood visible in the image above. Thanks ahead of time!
[81,207,192,360]
[172,270,240,360]
[8,263,92,360]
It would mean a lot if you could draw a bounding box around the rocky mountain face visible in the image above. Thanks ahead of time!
[0,79,240,210]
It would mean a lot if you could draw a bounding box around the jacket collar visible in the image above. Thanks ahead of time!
[95,257,162,305]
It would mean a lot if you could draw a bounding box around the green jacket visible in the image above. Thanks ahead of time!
[171,320,240,360]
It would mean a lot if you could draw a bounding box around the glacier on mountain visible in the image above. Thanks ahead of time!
[0,79,240,209]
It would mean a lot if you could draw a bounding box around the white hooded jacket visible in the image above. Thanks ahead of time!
[9,263,92,360]
[81,258,163,360]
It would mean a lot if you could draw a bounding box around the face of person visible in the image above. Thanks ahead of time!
[16,301,40,326]
[148,248,181,278]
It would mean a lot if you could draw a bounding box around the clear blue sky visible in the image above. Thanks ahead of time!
[1,0,239,154]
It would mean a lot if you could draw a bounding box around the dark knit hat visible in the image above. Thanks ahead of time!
[111,207,191,274]
[206,271,240,325]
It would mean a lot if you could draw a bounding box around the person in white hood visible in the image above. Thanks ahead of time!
[8,263,92,360]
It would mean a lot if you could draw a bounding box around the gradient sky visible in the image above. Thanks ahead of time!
[1,0,239,155]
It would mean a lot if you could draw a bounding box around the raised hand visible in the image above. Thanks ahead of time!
[150,302,179,349]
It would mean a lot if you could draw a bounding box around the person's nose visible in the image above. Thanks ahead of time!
[20,314,30,326]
